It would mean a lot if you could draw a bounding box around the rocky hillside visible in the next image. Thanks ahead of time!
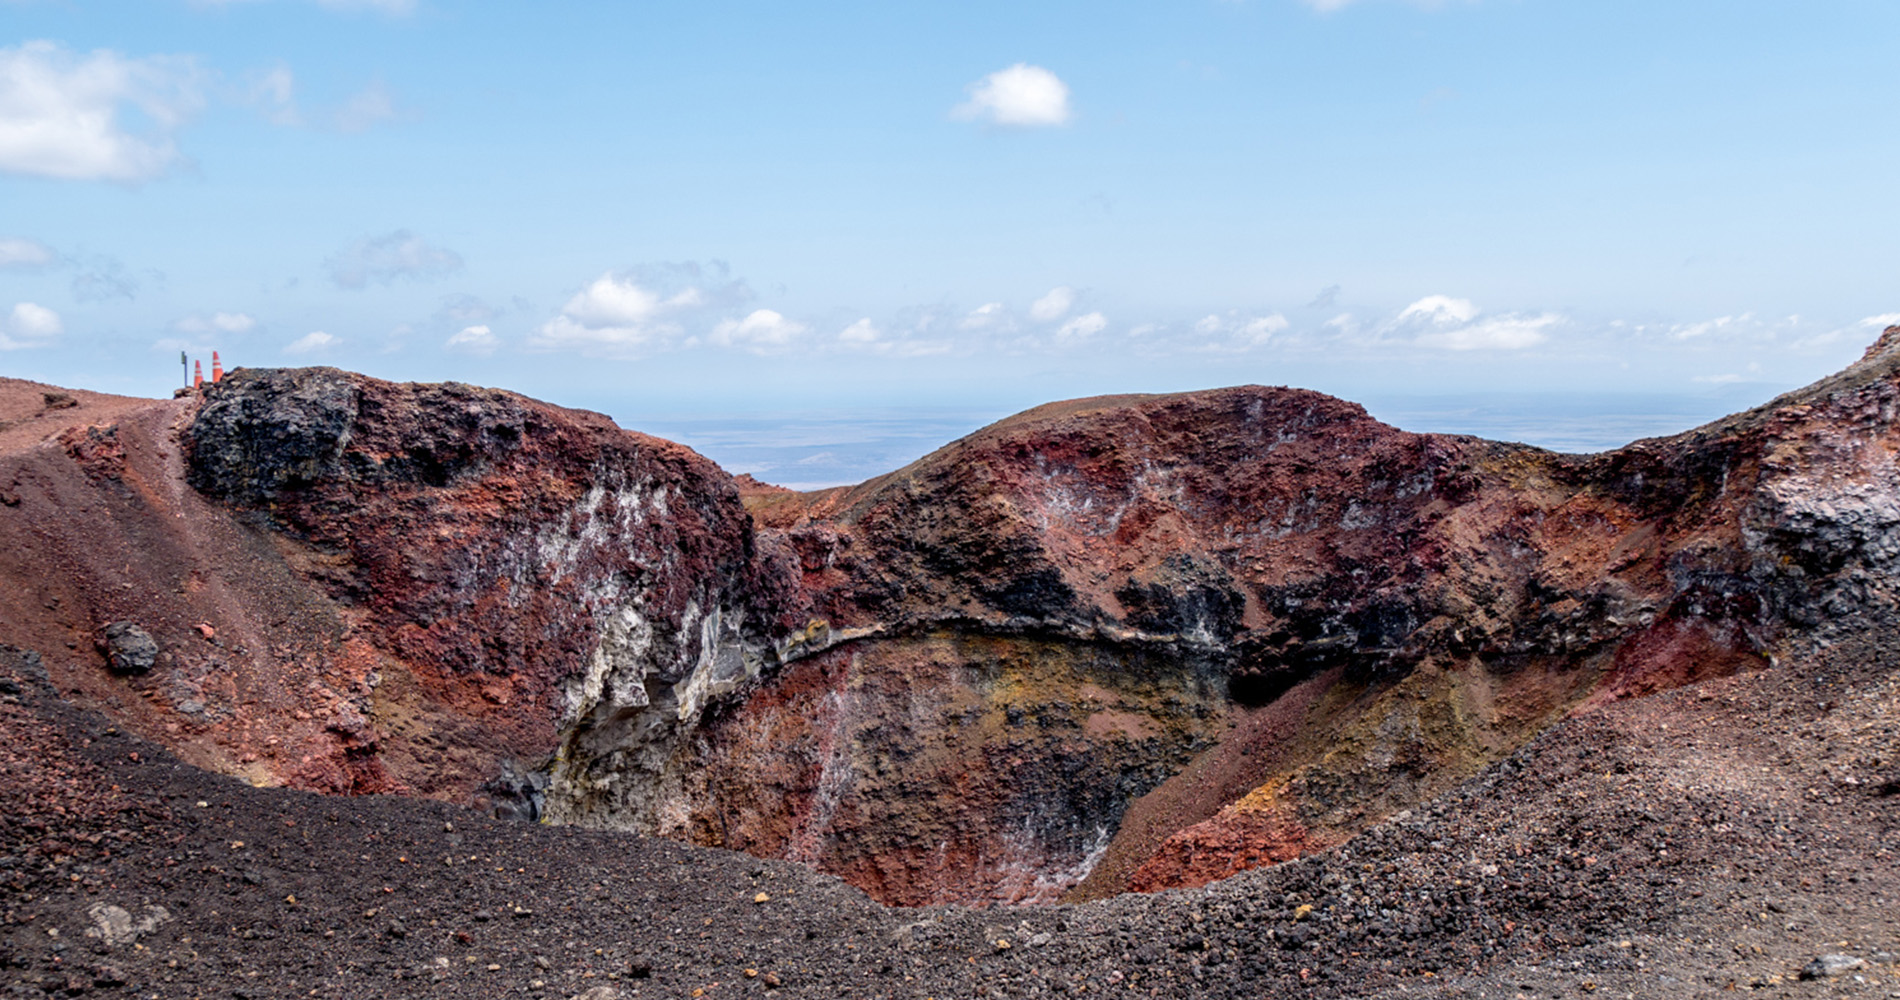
[3,330,1900,913]
[649,327,1900,904]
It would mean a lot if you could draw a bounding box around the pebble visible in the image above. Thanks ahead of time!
[1801,954,1866,980]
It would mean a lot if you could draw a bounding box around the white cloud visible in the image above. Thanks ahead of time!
[1390,295,1557,351]
[327,230,463,289]
[284,330,336,355]
[530,266,747,357]
[1415,313,1559,351]
[1055,311,1107,341]
[1189,312,1288,347]
[177,311,256,335]
[960,302,1011,330]
[1857,312,1900,329]
[445,324,498,356]
[1,301,61,349]
[0,237,54,268]
[839,318,880,343]
[334,80,398,132]
[1397,295,1478,327]
[0,40,207,181]
[1239,315,1289,343]
[710,309,806,351]
[952,64,1072,128]
[1029,286,1076,322]
[1176,311,1291,353]
[566,274,698,326]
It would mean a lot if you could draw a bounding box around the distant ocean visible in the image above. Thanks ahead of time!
[624,385,1792,492]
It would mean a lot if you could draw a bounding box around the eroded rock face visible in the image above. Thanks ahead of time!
[11,330,1900,910]
[0,368,791,810]
[654,329,1900,902]
[183,367,801,806]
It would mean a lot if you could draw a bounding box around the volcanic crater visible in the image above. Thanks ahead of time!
[2,332,1899,998]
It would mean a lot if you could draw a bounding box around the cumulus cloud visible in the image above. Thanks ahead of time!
[1239,315,1289,343]
[445,324,498,356]
[327,230,463,289]
[1415,314,1559,350]
[1,301,61,349]
[0,40,207,181]
[1193,312,1289,346]
[0,237,54,268]
[952,64,1072,127]
[1397,295,1479,327]
[1029,286,1076,322]
[530,264,749,357]
[839,318,880,343]
[284,330,336,355]
[1389,295,1558,351]
[709,309,807,351]
[1858,312,1900,330]
[1055,311,1107,341]
[831,304,960,357]
[959,302,1012,331]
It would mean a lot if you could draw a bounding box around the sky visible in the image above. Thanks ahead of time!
[2,1,1897,485]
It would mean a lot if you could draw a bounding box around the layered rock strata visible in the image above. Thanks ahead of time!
[4,330,1900,907]
[658,328,1900,902]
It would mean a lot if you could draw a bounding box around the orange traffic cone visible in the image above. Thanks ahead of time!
[211,351,223,383]
[193,360,203,389]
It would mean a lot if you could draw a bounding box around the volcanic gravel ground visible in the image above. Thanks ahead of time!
[3,627,1897,1000]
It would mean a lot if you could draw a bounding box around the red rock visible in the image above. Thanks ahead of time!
[8,330,1900,908]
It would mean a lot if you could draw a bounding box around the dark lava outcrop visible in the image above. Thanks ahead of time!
[5,330,1900,912]
[0,368,794,818]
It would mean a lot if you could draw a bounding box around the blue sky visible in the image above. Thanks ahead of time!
[2,1,1897,482]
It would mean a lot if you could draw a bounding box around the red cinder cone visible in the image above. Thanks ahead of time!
[193,360,203,389]
[211,351,223,383]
